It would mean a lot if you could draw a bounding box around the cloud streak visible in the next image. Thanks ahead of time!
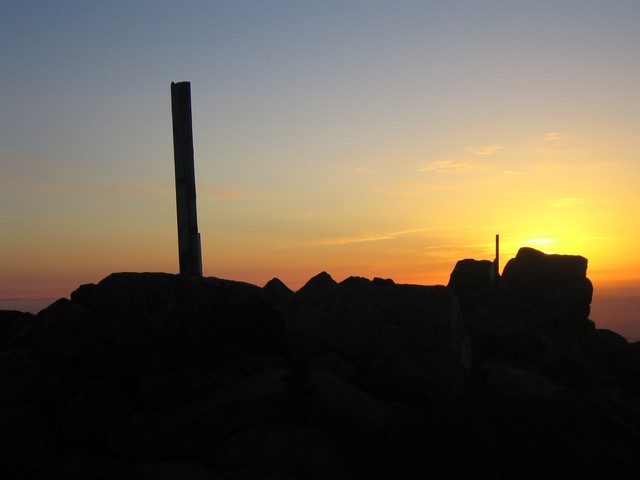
[317,226,470,246]
[469,145,502,155]
[545,132,561,141]
[418,160,486,173]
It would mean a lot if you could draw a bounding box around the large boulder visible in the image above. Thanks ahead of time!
[214,422,358,479]
[35,273,286,378]
[448,259,494,302]
[0,348,63,409]
[0,310,36,350]
[0,405,52,480]
[480,362,640,478]
[499,247,593,330]
[128,368,293,460]
[308,371,478,479]
[278,273,470,406]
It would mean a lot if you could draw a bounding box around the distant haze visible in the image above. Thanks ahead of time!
[0,298,57,314]
[591,293,640,343]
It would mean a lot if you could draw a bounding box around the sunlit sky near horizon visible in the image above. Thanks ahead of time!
[2,0,640,300]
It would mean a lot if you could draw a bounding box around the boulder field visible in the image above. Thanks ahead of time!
[1,247,639,479]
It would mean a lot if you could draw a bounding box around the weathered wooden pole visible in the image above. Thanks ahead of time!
[495,234,500,278]
[171,81,202,276]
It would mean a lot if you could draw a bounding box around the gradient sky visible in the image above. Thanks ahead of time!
[2,0,640,299]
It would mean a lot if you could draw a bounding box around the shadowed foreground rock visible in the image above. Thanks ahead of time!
[1,248,640,479]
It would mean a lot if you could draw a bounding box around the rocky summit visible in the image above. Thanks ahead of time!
[1,247,640,479]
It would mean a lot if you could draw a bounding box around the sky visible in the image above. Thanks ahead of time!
[2,1,640,306]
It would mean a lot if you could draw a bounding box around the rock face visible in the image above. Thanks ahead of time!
[281,272,469,406]
[40,272,287,378]
[500,247,593,329]
[1,249,640,479]
[448,258,494,306]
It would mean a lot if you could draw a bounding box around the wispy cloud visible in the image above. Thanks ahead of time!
[469,145,502,155]
[418,160,485,173]
[545,132,561,141]
[317,226,469,246]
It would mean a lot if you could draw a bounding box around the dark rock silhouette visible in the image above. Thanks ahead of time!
[500,247,594,330]
[1,247,640,479]
[448,258,494,301]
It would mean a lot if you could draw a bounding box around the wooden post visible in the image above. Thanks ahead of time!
[171,81,202,276]
[495,234,500,279]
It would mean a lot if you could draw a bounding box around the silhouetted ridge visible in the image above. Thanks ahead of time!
[1,248,640,479]
[372,276,395,286]
[297,271,337,294]
[263,277,293,299]
[339,275,371,286]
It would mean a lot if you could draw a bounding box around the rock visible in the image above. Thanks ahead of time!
[210,357,245,388]
[133,368,293,459]
[306,351,358,383]
[0,310,35,350]
[595,328,629,358]
[462,305,538,361]
[33,298,94,382]
[448,259,494,301]
[214,422,357,479]
[239,354,288,377]
[295,271,337,298]
[308,371,409,479]
[480,362,640,478]
[221,469,307,480]
[609,341,640,393]
[62,379,135,457]
[338,276,371,287]
[131,458,218,480]
[308,371,473,479]
[499,247,593,330]
[280,279,468,405]
[0,348,63,409]
[51,454,130,480]
[0,406,50,479]
[309,370,406,431]
[262,279,294,312]
[528,330,610,388]
[136,366,213,406]
[263,278,293,299]
[39,273,287,378]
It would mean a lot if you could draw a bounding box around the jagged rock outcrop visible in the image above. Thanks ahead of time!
[448,258,494,301]
[277,272,470,406]
[499,247,594,329]
[1,249,640,479]
[37,272,286,378]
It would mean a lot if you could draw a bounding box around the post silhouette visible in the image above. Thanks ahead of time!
[171,81,202,276]
[494,234,500,281]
